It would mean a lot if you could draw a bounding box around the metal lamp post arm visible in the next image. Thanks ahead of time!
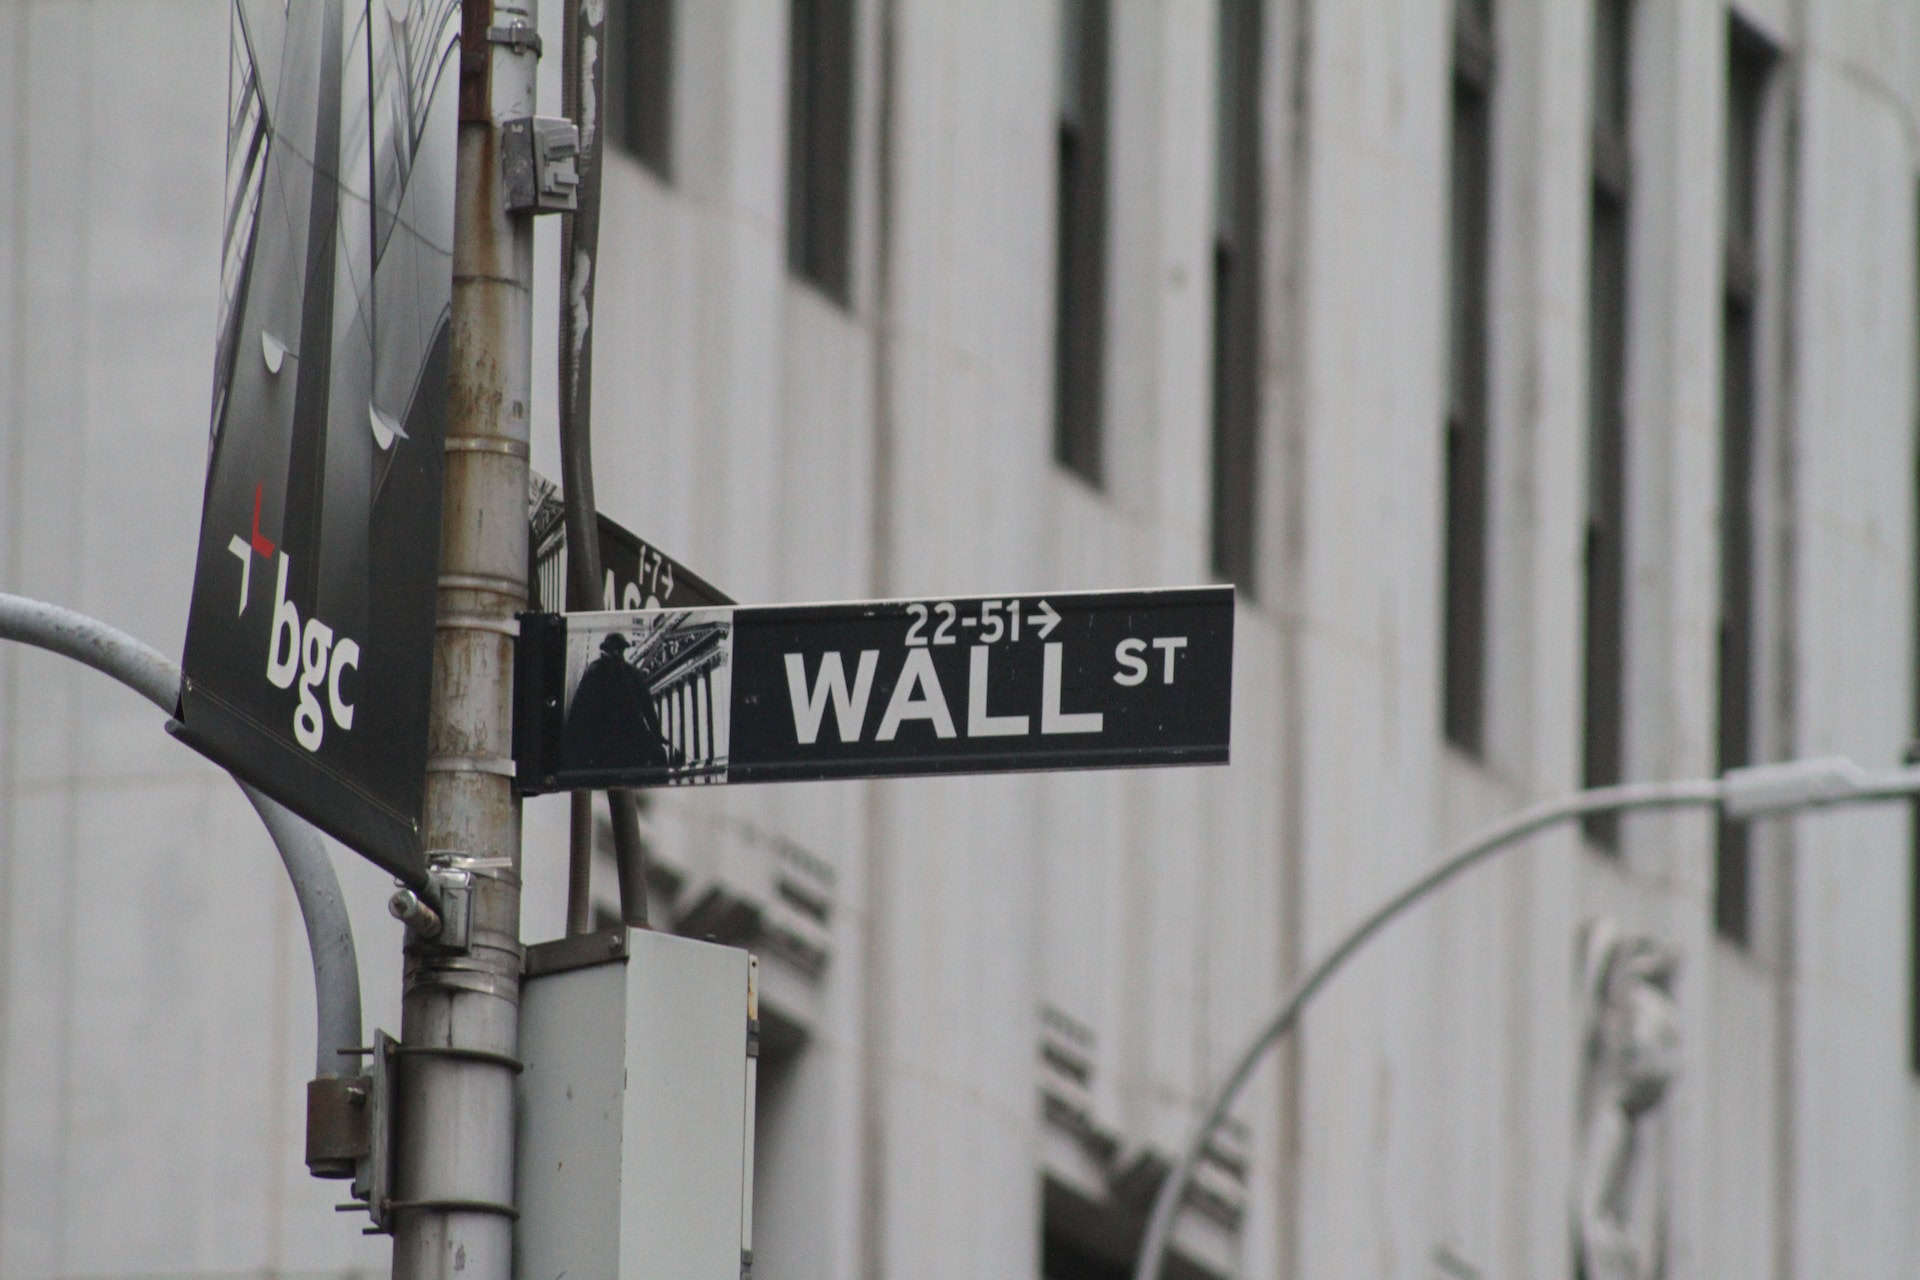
[0,592,364,1079]
[1134,761,1920,1280]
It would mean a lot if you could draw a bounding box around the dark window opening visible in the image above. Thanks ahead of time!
[1911,796,1920,1072]
[1211,0,1263,592]
[1591,0,1630,139]
[1054,0,1110,485]
[1582,0,1633,848]
[787,0,855,302]
[1714,288,1756,942]
[1443,0,1495,754]
[1043,1231,1132,1280]
[1039,1176,1214,1280]
[1714,16,1775,946]
[607,0,674,177]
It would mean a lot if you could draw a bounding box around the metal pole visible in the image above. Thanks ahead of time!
[1132,762,1920,1280]
[0,592,363,1081]
[391,2,536,1275]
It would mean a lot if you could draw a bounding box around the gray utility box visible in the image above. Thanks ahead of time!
[516,927,758,1279]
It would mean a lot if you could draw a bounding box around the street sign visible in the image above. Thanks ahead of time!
[514,586,1233,792]
[173,1,462,885]
[527,472,733,612]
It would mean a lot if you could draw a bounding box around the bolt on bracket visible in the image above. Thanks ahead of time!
[487,21,543,57]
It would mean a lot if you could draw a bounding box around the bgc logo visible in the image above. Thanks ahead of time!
[228,487,362,753]
[263,553,360,751]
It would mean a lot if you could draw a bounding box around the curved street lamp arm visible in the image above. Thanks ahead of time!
[230,786,365,1079]
[0,592,364,1079]
[1133,777,1726,1280]
[1136,755,1920,1279]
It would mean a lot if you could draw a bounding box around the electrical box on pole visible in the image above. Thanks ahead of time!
[516,928,759,1278]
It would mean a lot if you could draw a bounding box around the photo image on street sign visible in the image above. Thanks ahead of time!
[558,608,734,786]
[515,586,1233,792]
[173,0,462,885]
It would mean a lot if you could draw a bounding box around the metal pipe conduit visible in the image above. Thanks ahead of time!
[0,592,364,1081]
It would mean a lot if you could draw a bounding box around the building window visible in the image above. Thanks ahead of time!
[1211,1,1263,593]
[1714,17,1776,945]
[1040,1178,1135,1280]
[1054,0,1111,485]
[787,0,855,302]
[1443,0,1495,753]
[1582,0,1632,847]
[607,0,674,177]
[1043,1232,1131,1280]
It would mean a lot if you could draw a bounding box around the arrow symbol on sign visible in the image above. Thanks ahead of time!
[1033,599,1061,639]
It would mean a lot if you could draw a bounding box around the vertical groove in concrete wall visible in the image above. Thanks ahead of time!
[1771,1,1807,1270]
[1273,1,1315,1276]
[868,0,897,601]
[860,2,898,1277]
[0,7,26,1254]
[51,9,94,1268]
[3,9,26,591]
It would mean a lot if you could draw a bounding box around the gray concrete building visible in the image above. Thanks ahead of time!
[6,0,1920,1276]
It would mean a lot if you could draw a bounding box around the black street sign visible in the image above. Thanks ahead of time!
[527,472,732,612]
[172,1,461,886]
[514,587,1233,792]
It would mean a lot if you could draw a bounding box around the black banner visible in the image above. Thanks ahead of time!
[173,1,462,885]
[515,587,1233,793]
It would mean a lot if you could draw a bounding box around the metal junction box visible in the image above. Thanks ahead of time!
[516,928,758,1279]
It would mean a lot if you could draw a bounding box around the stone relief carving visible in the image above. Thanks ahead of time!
[1574,918,1682,1280]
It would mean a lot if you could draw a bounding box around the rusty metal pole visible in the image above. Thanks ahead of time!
[391,2,537,1277]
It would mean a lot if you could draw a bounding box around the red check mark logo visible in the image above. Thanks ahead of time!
[227,481,277,616]
[250,483,277,558]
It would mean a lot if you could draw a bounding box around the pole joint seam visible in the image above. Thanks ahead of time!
[444,435,531,459]
[426,755,518,778]
[392,1045,525,1073]
[385,1197,520,1221]
[436,613,522,638]
[436,571,528,598]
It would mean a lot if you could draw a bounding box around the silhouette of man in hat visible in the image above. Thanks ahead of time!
[561,631,671,772]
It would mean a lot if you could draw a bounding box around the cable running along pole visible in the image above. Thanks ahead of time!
[1133,761,1920,1280]
[558,0,650,934]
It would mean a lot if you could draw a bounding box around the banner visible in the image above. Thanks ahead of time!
[175,0,462,884]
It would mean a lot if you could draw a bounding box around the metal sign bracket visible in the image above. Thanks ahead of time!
[388,863,476,951]
[333,1030,398,1235]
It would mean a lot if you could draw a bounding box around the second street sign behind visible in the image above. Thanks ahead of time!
[515,586,1233,792]
[527,472,733,612]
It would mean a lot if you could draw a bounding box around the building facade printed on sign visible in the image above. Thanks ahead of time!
[527,471,734,613]
[559,609,735,786]
[517,587,1233,792]
[174,0,462,883]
